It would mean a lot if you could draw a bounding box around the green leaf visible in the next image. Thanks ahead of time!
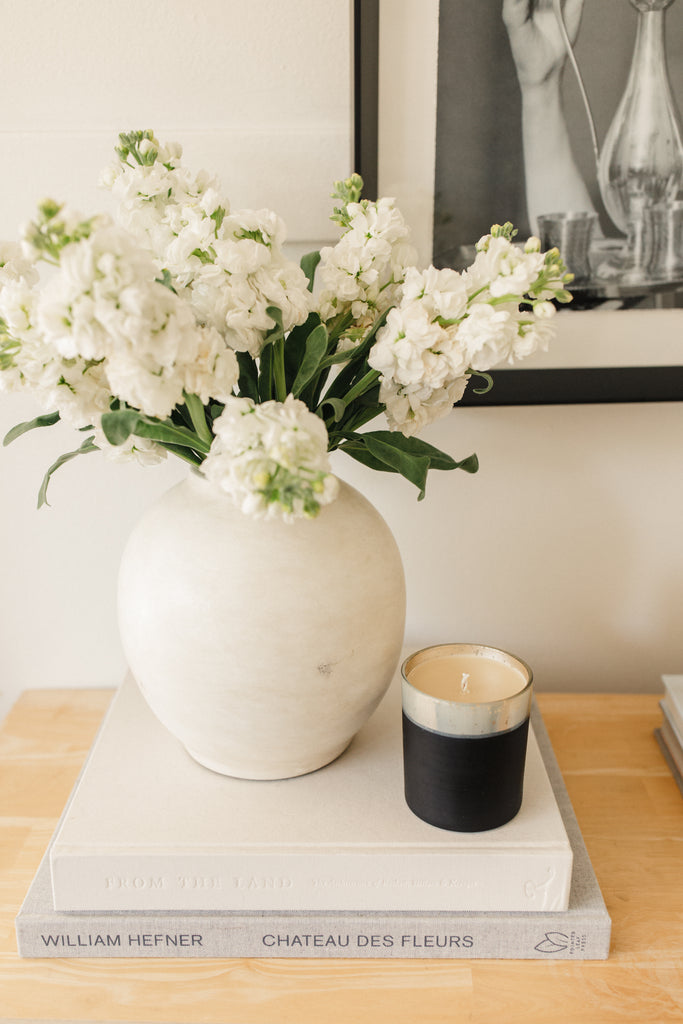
[3,411,60,446]
[339,430,478,500]
[332,386,382,435]
[360,432,479,471]
[210,206,227,233]
[155,268,177,293]
[282,313,321,389]
[291,323,329,397]
[182,392,213,447]
[300,250,321,292]
[157,442,203,467]
[37,435,99,508]
[363,434,431,499]
[317,346,370,374]
[318,347,359,371]
[190,247,215,265]
[236,351,259,402]
[100,408,210,453]
[324,309,354,346]
[318,396,347,423]
[265,305,284,341]
[171,403,194,431]
[337,437,401,475]
[456,452,479,473]
[363,432,479,473]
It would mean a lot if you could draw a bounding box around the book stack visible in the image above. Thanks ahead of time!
[655,676,683,797]
[16,665,611,960]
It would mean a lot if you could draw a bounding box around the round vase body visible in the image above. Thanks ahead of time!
[118,474,406,779]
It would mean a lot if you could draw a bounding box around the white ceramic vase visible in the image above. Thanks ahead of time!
[118,473,406,780]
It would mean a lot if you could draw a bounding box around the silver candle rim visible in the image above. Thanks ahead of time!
[401,643,533,737]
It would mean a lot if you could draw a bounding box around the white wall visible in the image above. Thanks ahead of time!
[1,0,682,724]
[334,400,683,696]
[0,0,353,244]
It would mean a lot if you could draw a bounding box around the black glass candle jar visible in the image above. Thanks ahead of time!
[401,643,533,833]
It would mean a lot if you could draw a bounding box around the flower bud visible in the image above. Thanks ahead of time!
[533,300,555,319]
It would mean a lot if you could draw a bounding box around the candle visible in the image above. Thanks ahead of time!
[401,644,533,832]
[407,652,528,703]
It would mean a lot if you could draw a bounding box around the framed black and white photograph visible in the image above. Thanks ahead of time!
[375,0,683,404]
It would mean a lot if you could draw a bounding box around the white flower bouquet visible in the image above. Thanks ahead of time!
[0,130,572,520]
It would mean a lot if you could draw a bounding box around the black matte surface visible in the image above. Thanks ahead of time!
[402,713,530,832]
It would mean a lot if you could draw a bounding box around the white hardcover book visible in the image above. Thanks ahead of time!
[49,668,573,913]
[17,703,610,959]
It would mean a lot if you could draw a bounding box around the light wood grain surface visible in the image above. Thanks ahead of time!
[1,688,682,1023]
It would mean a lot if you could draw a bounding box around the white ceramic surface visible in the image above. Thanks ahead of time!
[118,474,406,779]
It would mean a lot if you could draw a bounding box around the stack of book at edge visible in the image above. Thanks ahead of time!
[16,665,612,961]
[655,675,683,797]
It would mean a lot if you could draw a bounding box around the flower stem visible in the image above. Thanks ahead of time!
[343,368,381,407]
[272,337,287,403]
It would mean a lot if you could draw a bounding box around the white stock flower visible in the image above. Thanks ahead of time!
[317,197,416,327]
[31,219,239,419]
[511,303,556,361]
[45,359,112,429]
[465,234,545,302]
[379,376,470,436]
[0,276,36,351]
[369,306,461,389]
[454,304,519,371]
[367,265,474,435]
[201,395,338,521]
[0,242,39,289]
[0,310,114,430]
[180,326,240,406]
[103,148,312,358]
[0,244,40,390]
[401,265,468,322]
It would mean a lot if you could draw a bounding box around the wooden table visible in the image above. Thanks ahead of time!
[1,689,682,1023]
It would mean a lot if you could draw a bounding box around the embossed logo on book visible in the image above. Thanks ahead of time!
[534,931,569,953]
[534,930,588,955]
[523,868,558,909]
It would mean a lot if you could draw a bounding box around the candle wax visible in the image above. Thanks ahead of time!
[407,653,526,703]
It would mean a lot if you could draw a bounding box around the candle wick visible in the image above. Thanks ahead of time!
[460,672,470,694]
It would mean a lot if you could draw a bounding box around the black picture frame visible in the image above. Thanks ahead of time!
[354,0,379,200]
[457,365,683,407]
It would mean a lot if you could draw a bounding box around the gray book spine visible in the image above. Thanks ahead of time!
[15,706,611,960]
[16,908,610,960]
